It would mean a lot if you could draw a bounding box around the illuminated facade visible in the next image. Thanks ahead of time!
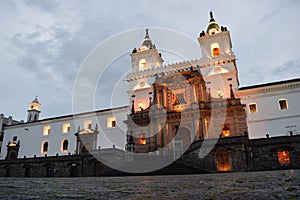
[237,79,300,138]
[0,12,299,174]
[125,12,246,153]
[1,105,128,159]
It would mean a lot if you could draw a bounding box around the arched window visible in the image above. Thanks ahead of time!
[211,43,220,57]
[62,139,68,152]
[139,59,147,71]
[42,141,48,154]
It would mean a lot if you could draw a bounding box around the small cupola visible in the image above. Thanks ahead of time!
[206,11,221,35]
[27,96,41,122]
[140,29,154,51]
[29,96,41,111]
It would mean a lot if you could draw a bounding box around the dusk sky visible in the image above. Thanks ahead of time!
[0,0,299,121]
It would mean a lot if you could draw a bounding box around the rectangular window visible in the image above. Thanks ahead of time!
[249,103,257,113]
[107,117,116,128]
[139,133,147,145]
[84,120,92,129]
[62,123,71,133]
[43,126,51,136]
[279,99,288,110]
[277,151,290,165]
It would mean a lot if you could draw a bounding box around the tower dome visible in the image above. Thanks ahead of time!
[206,11,221,35]
[141,29,154,51]
[32,96,39,104]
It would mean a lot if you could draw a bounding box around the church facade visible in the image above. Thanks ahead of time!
[0,12,299,175]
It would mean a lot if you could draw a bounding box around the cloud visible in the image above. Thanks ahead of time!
[271,59,300,80]
[22,0,59,13]
[259,9,280,23]
[1,0,300,120]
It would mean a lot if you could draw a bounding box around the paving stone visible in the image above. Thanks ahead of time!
[0,170,299,199]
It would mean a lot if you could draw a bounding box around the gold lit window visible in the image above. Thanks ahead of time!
[41,141,48,154]
[139,134,147,145]
[107,117,116,128]
[84,120,92,129]
[212,47,220,56]
[139,59,147,71]
[222,124,231,137]
[62,123,71,133]
[211,43,220,57]
[61,139,68,152]
[249,103,257,113]
[279,99,288,110]
[43,126,51,136]
[277,150,290,165]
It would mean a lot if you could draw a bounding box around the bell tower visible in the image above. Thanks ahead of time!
[127,29,164,113]
[27,96,41,122]
[198,11,239,99]
[130,29,163,74]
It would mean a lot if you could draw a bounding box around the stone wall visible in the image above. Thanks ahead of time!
[0,154,90,177]
[249,135,300,171]
[183,135,250,173]
[0,135,299,177]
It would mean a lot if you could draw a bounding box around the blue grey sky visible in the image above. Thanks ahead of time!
[0,0,299,120]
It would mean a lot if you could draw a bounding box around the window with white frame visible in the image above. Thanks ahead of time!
[43,126,51,136]
[62,123,71,133]
[278,99,288,110]
[84,120,92,129]
[248,103,257,113]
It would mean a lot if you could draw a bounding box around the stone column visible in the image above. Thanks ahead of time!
[163,87,167,108]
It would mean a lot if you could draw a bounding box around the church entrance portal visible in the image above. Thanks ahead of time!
[216,152,231,172]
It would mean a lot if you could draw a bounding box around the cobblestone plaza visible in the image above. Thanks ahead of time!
[0,170,299,199]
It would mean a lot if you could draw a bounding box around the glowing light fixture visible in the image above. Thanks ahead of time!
[216,89,223,98]
[138,101,145,110]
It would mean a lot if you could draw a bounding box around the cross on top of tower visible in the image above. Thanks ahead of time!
[145,29,149,39]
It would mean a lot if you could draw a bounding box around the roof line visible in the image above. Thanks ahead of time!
[239,78,300,90]
[6,105,129,127]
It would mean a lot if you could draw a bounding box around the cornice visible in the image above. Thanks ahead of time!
[126,54,237,81]
[236,81,300,97]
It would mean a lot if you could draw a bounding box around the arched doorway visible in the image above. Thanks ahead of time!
[216,152,231,172]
